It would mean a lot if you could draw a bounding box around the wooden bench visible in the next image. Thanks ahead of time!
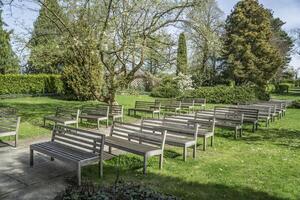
[253,103,277,121]
[30,125,114,185]
[237,105,272,127]
[105,122,166,174]
[220,107,259,132]
[195,108,244,139]
[180,98,195,113]
[44,107,80,128]
[79,105,109,129]
[128,101,161,118]
[108,104,124,122]
[194,98,206,110]
[163,114,216,151]
[0,115,21,147]
[155,99,181,113]
[141,118,199,161]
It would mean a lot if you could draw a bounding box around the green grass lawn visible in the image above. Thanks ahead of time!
[0,95,300,199]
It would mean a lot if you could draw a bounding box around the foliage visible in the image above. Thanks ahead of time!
[183,86,268,104]
[185,0,224,86]
[26,0,66,74]
[176,33,188,75]
[151,75,180,98]
[222,0,283,88]
[0,74,63,95]
[55,181,179,200]
[0,10,19,74]
[275,83,294,94]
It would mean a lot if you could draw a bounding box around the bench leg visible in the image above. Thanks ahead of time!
[143,155,147,174]
[43,118,46,127]
[15,134,18,148]
[109,146,112,154]
[51,157,54,161]
[30,148,34,167]
[183,147,187,162]
[97,120,100,130]
[98,160,103,177]
[193,144,196,158]
[211,136,214,147]
[234,128,238,139]
[203,137,207,151]
[240,128,243,137]
[77,163,81,186]
[106,119,109,128]
[159,154,163,169]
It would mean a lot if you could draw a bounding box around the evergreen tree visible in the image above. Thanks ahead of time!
[0,10,19,74]
[223,0,283,88]
[176,32,188,75]
[27,0,66,74]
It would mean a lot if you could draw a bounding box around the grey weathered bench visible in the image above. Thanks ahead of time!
[128,101,161,118]
[194,98,206,111]
[155,99,181,113]
[194,107,244,139]
[30,125,114,185]
[218,107,259,132]
[253,103,277,121]
[180,98,195,113]
[236,105,272,127]
[44,107,80,128]
[0,115,21,147]
[105,122,166,174]
[141,118,199,161]
[163,114,216,151]
[79,105,109,129]
[107,104,124,122]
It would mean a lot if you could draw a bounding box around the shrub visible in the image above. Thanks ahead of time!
[182,86,268,104]
[275,83,293,93]
[151,76,181,98]
[55,181,180,200]
[0,74,63,95]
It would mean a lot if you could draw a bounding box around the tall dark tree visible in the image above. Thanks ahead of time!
[27,0,66,74]
[223,0,283,88]
[0,10,19,74]
[176,33,188,75]
[268,11,294,82]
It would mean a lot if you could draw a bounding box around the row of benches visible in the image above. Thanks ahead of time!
[128,98,206,118]
[30,115,216,185]
[44,104,124,129]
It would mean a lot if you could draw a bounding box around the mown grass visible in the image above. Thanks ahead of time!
[0,95,299,199]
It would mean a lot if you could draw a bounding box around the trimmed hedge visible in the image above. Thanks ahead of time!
[0,74,63,95]
[182,86,269,104]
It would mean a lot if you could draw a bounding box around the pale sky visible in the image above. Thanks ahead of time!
[2,0,300,69]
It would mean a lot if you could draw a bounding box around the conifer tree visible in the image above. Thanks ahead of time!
[223,0,283,87]
[176,32,188,75]
[0,10,19,74]
[27,0,66,74]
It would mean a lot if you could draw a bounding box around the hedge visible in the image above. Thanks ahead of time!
[0,74,64,96]
[182,86,269,104]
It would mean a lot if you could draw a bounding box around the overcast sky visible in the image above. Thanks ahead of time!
[2,0,300,69]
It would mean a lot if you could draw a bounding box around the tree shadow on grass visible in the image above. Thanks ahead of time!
[82,155,288,200]
[241,128,300,150]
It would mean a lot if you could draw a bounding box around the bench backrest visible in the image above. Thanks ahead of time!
[52,125,105,154]
[194,98,206,106]
[81,105,109,117]
[163,114,215,134]
[155,99,181,107]
[0,107,17,117]
[0,115,20,133]
[180,98,195,106]
[214,107,244,123]
[55,107,80,119]
[236,105,271,118]
[141,118,199,140]
[223,107,259,121]
[253,104,277,114]
[135,101,160,110]
[111,122,166,149]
